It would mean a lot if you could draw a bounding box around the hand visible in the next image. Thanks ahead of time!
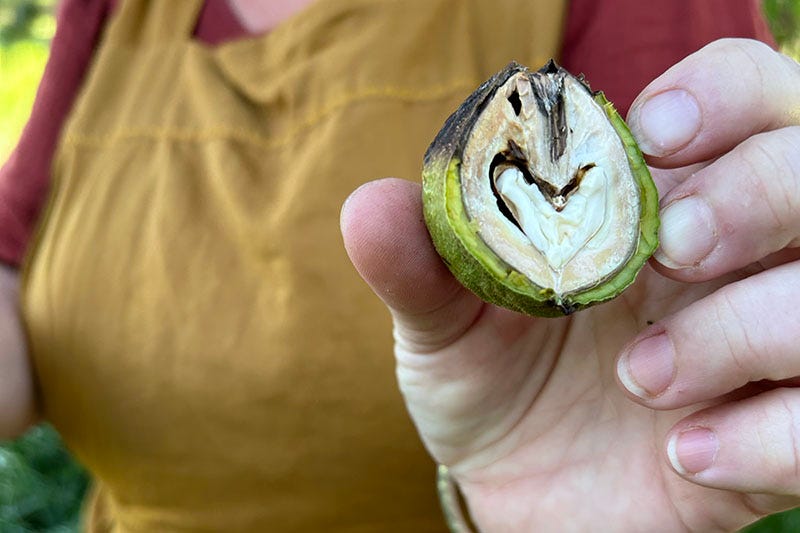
[0,264,37,439]
[341,38,800,531]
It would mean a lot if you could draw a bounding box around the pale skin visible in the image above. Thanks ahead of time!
[342,39,800,531]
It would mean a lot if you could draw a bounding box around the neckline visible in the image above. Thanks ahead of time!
[224,0,319,36]
[193,0,331,52]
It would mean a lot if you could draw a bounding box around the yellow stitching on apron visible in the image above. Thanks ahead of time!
[64,79,478,150]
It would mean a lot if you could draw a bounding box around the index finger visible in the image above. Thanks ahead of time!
[626,38,800,166]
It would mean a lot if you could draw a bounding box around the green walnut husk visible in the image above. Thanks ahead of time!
[422,60,659,317]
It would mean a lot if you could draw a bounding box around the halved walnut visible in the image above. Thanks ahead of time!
[422,61,659,316]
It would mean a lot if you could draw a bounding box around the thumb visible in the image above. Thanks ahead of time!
[340,178,483,353]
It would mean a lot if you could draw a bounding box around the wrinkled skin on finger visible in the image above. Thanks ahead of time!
[344,179,756,531]
[342,39,800,532]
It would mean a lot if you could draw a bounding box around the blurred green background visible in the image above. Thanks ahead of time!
[1,0,800,531]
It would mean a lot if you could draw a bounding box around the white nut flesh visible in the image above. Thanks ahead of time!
[460,71,640,295]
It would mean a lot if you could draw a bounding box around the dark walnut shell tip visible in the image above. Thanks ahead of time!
[421,60,659,317]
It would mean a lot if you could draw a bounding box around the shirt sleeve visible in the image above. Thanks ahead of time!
[0,0,112,266]
[0,0,248,267]
[559,0,777,117]
[0,0,777,267]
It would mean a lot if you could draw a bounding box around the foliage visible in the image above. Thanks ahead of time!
[0,40,49,160]
[744,509,800,533]
[0,0,56,46]
[764,0,800,57]
[0,425,89,532]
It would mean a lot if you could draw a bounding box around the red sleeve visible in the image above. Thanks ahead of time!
[560,0,777,117]
[0,0,111,266]
[0,0,246,267]
[195,0,247,45]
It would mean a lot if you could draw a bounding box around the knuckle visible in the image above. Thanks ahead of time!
[704,37,772,58]
[772,394,800,492]
[696,39,766,88]
[714,265,800,380]
[778,53,800,103]
[713,285,760,376]
[736,130,800,235]
[779,51,800,85]
[731,38,777,59]
[725,38,778,73]
[717,39,792,117]
[729,39,769,101]
[702,39,800,127]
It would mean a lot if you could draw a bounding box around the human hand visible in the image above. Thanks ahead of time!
[341,38,800,531]
[0,264,37,439]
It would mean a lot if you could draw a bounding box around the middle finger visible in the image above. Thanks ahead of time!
[653,126,800,280]
[616,260,800,409]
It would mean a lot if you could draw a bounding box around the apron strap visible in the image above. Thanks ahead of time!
[105,0,205,44]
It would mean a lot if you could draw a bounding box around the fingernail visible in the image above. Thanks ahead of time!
[667,427,719,475]
[629,90,701,156]
[655,196,717,269]
[617,333,675,398]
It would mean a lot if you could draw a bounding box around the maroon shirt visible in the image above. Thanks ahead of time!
[0,0,775,266]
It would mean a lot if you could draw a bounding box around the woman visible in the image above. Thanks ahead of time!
[0,0,778,530]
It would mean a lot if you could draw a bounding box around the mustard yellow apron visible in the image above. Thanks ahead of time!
[21,1,565,530]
